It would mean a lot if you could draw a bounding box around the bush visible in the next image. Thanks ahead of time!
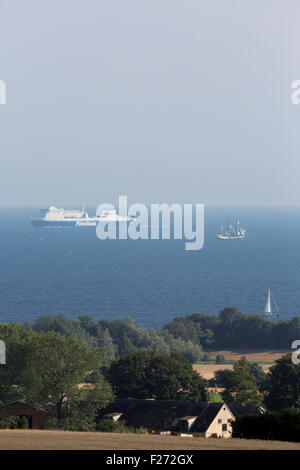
[216,354,226,364]
[96,418,147,434]
[15,416,29,429]
[0,415,19,429]
[207,389,223,403]
[232,408,300,442]
[0,415,28,430]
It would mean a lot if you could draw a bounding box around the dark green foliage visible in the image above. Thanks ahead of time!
[0,405,29,430]
[0,323,33,405]
[96,418,147,434]
[26,310,300,368]
[249,362,270,392]
[216,354,225,364]
[78,315,98,337]
[0,412,19,429]
[164,309,300,350]
[97,318,203,364]
[96,327,117,370]
[1,308,299,425]
[266,354,300,410]
[15,416,29,429]
[0,323,114,430]
[212,363,270,392]
[31,314,94,347]
[222,357,263,405]
[163,314,216,349]
[207,389,223,403]
[0,415,28,429]
[232,408,300,442]
[211,369,232,387]
[107,350,207,401]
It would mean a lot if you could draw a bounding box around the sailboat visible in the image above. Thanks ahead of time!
[217,219,247,239]
[262,289,280,319]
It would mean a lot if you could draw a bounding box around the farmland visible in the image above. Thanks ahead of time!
[205,350,288,362]
[0,430,299,450]
[193,349,288,380]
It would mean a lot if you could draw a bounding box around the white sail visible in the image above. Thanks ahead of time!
[216,218,247,239]
[263,289,280,319]
[264,289,272,313]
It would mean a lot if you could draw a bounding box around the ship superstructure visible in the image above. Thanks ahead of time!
[31,206,135,227]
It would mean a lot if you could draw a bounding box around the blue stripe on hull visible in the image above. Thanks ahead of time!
[31,220,77,227]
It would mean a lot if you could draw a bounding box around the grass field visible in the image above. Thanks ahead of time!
[0,430,299,450]
[194,349,288,380]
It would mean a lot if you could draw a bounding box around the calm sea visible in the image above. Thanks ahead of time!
[0,207,299,329]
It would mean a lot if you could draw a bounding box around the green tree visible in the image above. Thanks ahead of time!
[32,314,93,347]
[107,350,207,401]
[216,354,226,364]
[249,362,270,392]
[222,357,263,405]
[78,314,97,337]
[266,354,300,410]
[0,325,114,430]
[0,322,31,405]
[97,317,203,362]
[96,327,117,368]
[207,389,223,403]
[22,332,114,429]
[212,369,232,387]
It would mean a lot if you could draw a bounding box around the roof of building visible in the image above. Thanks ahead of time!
[97,399,231,432]
[192,403,228,433]
[178,416,198,420]
[227,402,266,418]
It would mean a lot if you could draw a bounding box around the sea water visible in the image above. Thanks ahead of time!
[0,207,299,329]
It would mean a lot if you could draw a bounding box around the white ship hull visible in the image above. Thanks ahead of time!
[217,219,247,239]
[217,234,246,239]
[31,206,135,227]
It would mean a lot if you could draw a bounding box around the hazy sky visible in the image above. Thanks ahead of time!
[0,0,299,207]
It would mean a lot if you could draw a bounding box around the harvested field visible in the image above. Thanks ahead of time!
[193,350,288,380]
[193,364,271,381]
[206,350,288,363]
[0,430,299,450]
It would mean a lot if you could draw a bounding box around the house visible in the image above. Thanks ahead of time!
[8,402,47,429]
[177,403,235,437]
[98,399,236,438]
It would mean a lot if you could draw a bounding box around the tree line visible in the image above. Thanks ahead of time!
[163,307,300,350]
[26,308,300,367]
[0,309,299,434]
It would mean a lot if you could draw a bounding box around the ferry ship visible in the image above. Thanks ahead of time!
[76,209,136,227]
[31,206,135,227]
